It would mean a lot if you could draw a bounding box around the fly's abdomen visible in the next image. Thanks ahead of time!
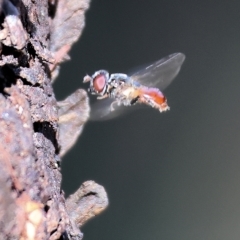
[138,87,170,112]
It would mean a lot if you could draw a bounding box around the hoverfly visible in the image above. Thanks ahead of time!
[83,53,185,120]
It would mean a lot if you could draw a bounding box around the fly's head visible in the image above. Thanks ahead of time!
[83,70,110,96]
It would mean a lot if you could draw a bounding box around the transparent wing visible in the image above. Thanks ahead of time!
[90,98,114,121]
[130,53,185,90]
[90,98,142,121]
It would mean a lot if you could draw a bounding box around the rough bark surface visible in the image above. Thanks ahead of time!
[0,0,108,239]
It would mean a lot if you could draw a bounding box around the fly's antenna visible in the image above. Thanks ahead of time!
[83,75,92,83]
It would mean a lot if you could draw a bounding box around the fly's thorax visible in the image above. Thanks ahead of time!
[120,86,140,98]
[107,81,141,108]
[108,73,129,84]
[106,73,131,96]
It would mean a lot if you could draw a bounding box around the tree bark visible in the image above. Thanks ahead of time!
[0,0,108,239]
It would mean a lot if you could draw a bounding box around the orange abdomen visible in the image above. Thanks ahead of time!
[138,87,169,112]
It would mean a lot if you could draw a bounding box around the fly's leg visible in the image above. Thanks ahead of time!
[130,96,140,105]
[97,94,108,100]
[110,101,119,111]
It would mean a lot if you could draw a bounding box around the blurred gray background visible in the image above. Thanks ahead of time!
[54,1,240,240]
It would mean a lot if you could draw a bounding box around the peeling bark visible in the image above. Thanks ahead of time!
[0,0,108,239]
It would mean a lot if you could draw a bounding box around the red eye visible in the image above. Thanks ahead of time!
[93,74,107,93]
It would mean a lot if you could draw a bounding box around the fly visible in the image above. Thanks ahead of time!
[83,53,185,120]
